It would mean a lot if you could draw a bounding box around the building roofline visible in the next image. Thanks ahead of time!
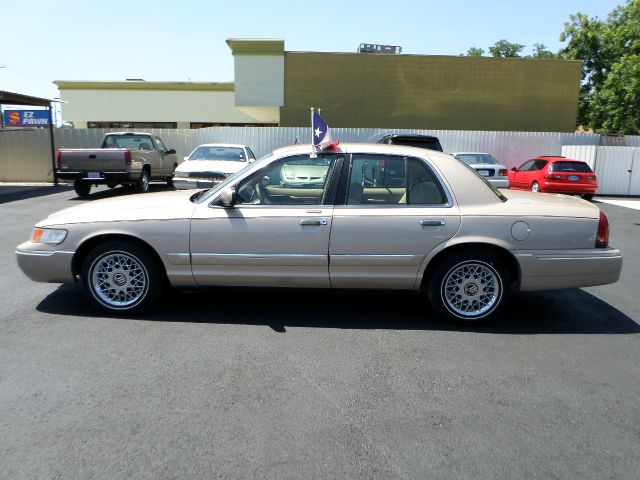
[226,38,285,56]
[53,81,234,91]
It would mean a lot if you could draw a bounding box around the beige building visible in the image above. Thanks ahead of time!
[55,39,581,132]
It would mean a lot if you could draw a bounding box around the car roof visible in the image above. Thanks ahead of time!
[271,143,456,162]
[193,143,248,148]
[452,152,493,155]
[534,156,584,163]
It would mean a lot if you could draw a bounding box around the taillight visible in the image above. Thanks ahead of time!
[124,150,132,165]
[587,175,597,183]
[56,149,62,168]
[596,211,609,248]
[498,168,508,176]
[544,174,562,180]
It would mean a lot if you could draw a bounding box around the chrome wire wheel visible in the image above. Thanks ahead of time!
[441,260,502,319]
[89,251,149,309]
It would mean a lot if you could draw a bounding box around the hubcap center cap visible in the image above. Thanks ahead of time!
[464,282,479,296]
[113,272,127,287]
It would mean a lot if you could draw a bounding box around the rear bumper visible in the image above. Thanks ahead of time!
[488,177,509,188]
[516,247,622,291]
[541,181,597,195]
[56,171,133,183]
[16,241,75,283]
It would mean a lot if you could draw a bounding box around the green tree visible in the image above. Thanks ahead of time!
[465,46,485,56]
[529,43,557,59]
[560,1,640,133]
[488,39,525,57]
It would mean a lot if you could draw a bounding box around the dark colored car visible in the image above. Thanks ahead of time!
[375,133,443,152]
[508,156,598,200]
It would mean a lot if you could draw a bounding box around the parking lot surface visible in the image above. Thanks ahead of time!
[1,185,639,479]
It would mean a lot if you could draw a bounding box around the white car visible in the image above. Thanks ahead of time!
[452,152,510,188]
[172,143,256,189]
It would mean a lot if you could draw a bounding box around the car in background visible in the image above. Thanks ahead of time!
[172,144,256,189]
[452,152,509,188]
[16,144,622,324]
[508,156,598,200]
[374,133,443,152]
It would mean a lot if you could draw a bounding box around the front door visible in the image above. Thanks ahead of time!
[190,153,340,287]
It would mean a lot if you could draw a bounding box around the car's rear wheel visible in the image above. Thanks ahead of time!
[581,193,594,201]
[81,241,164,314]
[74,180,91,197]
[531,181,540,193]
[136,169,150,193]
[427,252,511,323]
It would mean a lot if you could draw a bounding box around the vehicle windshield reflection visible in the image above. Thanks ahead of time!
[191,153,272,203]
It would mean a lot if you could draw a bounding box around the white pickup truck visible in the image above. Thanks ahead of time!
[56,132,178,197]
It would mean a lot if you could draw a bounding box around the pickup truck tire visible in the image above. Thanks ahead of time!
[74,181,91,197]
[136,170,150,193]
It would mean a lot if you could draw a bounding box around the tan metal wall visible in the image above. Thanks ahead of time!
[0,129,54,182]
[280,53,582,132]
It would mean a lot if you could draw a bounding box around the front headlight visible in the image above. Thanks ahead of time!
[31,228,68,245]
[173,171,188,178]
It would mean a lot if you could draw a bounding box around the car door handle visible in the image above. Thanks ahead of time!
[419,219,446,226]
[299,218,327,226]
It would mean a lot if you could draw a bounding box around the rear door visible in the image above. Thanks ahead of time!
[329,153,460,289]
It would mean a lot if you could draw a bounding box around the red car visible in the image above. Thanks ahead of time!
[508,156,598,200]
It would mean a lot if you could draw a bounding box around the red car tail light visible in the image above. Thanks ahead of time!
[56,149,62,168]
[544,174,562,180]
[587,175,597,183]
[596,211,609,248]
[498,168,508,176]
[124,150,132,165]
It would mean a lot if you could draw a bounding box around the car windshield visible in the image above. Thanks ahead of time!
[550,161,592,173]
[190,153,271,203]
[188,146,246,162]
[456,154,499,165]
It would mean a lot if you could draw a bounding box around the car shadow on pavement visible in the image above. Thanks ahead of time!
[0,185,73,204]
[37,284,640,335]
[67,184,176,201]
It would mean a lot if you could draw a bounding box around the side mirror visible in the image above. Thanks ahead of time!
[249,158,255,163]
[511,167,518,172]
[183,156,189,162]
[220,187,237,207]
[167,149,177,155]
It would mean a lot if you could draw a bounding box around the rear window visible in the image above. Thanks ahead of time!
[455,154,499,165]
[381,136,443,152]
[188,146,246,162]
[550,161,593,173]
[103,134,153,150]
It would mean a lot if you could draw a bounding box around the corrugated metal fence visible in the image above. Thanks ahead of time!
[1,127,639,195]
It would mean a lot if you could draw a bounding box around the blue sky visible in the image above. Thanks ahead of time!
[0,0,624,100]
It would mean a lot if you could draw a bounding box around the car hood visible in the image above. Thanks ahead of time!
[495,189,599,218]
[176,160,247,175]
[39,190,199,226]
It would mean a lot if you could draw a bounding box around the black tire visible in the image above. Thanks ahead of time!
[581,193,594,201]
[167,164,177,188]
[136,169,151,193]
[80,241,165,314]
[427,251,511,324]
[106,183,118,189]
[74,180,91,197]
[531,181,540,193]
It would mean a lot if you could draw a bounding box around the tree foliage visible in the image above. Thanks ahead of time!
[465,46,485,56]
[488,39,525,57]
[560,1,640,134]
[530,43,557,59]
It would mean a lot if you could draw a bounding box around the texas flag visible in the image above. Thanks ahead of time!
[312,110,339,150]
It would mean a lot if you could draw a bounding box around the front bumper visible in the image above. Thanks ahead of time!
[516,247,622,291]
[16,241,75,283]
[173,178,223,190]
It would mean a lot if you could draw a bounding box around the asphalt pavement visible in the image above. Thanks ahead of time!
[1,185,639,479]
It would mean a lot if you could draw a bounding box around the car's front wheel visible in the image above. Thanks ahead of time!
[81,241,165,314]
[531,181,540,193]
[427,252,511,323]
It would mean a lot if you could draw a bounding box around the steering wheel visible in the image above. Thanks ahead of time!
[256,181,271,205]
